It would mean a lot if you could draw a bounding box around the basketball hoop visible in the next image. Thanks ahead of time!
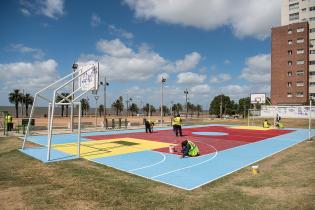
[255,97,262,104]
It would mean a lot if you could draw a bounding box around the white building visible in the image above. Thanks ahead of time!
[281,0,315,98]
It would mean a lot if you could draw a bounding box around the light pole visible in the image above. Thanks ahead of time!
[100,77,109,127]
[184,89,189,119]
[126,96,132,117]
[220,94,223,118]
[71,62,78,131]
[94,94,99,127]
[161,77,166,127]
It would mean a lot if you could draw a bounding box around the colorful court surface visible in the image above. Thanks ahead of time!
[20,124,315,190]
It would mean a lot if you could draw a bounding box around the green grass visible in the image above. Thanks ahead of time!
[0,126,315,209]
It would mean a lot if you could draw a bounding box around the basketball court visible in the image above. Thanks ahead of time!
[20,124,315,190]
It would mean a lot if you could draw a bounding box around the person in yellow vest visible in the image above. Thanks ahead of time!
[5,114,13,131]
[150,120,155,132]
[181,140,199,157]
[263,119,270,128]
[173,114,183,137]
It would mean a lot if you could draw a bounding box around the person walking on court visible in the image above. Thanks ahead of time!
[181,139,199,157]
[173,114,183,137]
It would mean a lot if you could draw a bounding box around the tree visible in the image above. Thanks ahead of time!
[61,93,71,117]
[80,98,89,116]
[9,89,22,118]
[143,103,150,116]
[111,96,124,116]
[160,105,170,116]
[172,103,183,116]
[150,105,156,116]
[129,103,139,116]
[24,93,34,117]
[196,104,202,117]
[56,95,65,117]
[98,104,104,117]
[238,97,251,117]
[209,94,235,117]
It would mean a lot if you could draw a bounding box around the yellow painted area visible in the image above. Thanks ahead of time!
[52,138,174,159]
[231,126,273,131]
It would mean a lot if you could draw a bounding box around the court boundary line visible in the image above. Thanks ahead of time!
[187,130,311,190]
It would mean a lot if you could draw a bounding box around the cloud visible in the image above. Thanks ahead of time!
[91,14,101,27]
[0,59,59,91]
[209,73,231,83]
[20,0,65,19]
[9,43,45,59]
[191,84,211,94]
[162,52,201,72]
[96,39,133,57]
[108,25,134,39]
[224,59,231,64]
[80,38,201,82]
[240,54,270,83]
[124,0,280,40]
[177,72,206,84]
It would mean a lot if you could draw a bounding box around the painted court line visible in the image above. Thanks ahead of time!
[187,130,312,190]
[128,151,166,172]
[151,142,218,179]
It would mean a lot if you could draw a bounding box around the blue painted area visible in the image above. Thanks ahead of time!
[90,128,315,190]
[192,132,228,136]
[22,124,315,190]
[19,147,77,163]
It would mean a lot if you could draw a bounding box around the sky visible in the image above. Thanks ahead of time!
[0,0,281,109]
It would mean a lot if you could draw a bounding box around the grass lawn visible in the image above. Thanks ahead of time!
[0,120,315,209]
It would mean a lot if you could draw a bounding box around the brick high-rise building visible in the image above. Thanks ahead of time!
[271,0,315,105]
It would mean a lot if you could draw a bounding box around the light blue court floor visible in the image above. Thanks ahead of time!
[19,125,315,190]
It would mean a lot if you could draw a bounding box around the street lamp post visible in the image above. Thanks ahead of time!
[184,89,189,119]
[161,77,166,127]
[70,63,78,132]
[100,77,109,128]
[94,94,99,127]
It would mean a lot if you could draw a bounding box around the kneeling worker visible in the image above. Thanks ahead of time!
[263,119,270,128]
[181,140,199,158]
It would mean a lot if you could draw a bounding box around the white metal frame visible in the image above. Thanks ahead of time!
[22,64,99,161]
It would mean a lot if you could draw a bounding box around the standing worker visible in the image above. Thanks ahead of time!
[173,114,183,137]
[5,113,13,131]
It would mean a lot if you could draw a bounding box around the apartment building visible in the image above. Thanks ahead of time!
[271,0,315,104]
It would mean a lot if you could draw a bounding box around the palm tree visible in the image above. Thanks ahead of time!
[112,96,124,116]
[56,95,65,117]
[61,93,71,117]
[9,89,22,118]
[150,105,156,116]
[196,104,203,117]
[98,104,104,117]
[160,105,170,116]
[129,103,139,116]
[172,103,183,115]
[143,103,150,116]
[24,93,34,117]
[80,98,89,116]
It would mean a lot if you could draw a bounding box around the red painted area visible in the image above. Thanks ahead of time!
[85,126,293,156]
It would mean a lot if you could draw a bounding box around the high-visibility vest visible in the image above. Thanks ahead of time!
[263,121,269,128]
[7,115,12,123]
[173,117,182,126]
[188,141,199,156]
